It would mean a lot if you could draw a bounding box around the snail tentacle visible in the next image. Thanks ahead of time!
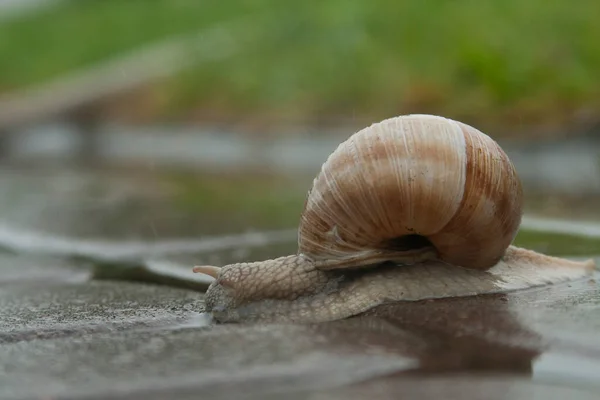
[192,265,221,279]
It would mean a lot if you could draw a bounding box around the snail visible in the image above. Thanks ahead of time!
[193,114,596,324]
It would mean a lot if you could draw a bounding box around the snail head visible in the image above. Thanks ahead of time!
[194,255,333,323]
[193,263,248,321]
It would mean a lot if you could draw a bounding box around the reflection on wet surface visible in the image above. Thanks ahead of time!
[1,264,598,399]
[0,165,598,399]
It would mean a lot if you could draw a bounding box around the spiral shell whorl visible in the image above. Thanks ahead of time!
[297,114,523,270]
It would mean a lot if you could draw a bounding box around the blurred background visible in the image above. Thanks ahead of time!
[0,0,599,242]
[3,3,600,398]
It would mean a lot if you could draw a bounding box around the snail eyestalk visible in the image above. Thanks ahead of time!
[193,265,221,279]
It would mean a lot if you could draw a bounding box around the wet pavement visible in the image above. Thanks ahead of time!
[0,165,599,399]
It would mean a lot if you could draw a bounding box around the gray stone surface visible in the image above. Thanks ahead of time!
[0,280,203,344]
[1,264,599,399]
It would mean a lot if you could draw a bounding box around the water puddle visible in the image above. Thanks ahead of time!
[0,223,296,260]
[522,216,600,238]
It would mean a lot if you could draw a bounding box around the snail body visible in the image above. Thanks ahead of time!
[194,114,596,323]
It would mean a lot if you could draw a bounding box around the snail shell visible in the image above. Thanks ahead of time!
[298,114,523,270]
[194,114,595,324]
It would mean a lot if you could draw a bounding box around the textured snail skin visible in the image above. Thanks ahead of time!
[202,246,595,324]
[196,114,596,324]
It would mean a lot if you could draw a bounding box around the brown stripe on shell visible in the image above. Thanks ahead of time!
[428,121,523,269]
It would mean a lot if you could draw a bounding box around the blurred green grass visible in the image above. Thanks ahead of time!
[0,0,256,90]
[169,172,308,229]
[1,0,599,127]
